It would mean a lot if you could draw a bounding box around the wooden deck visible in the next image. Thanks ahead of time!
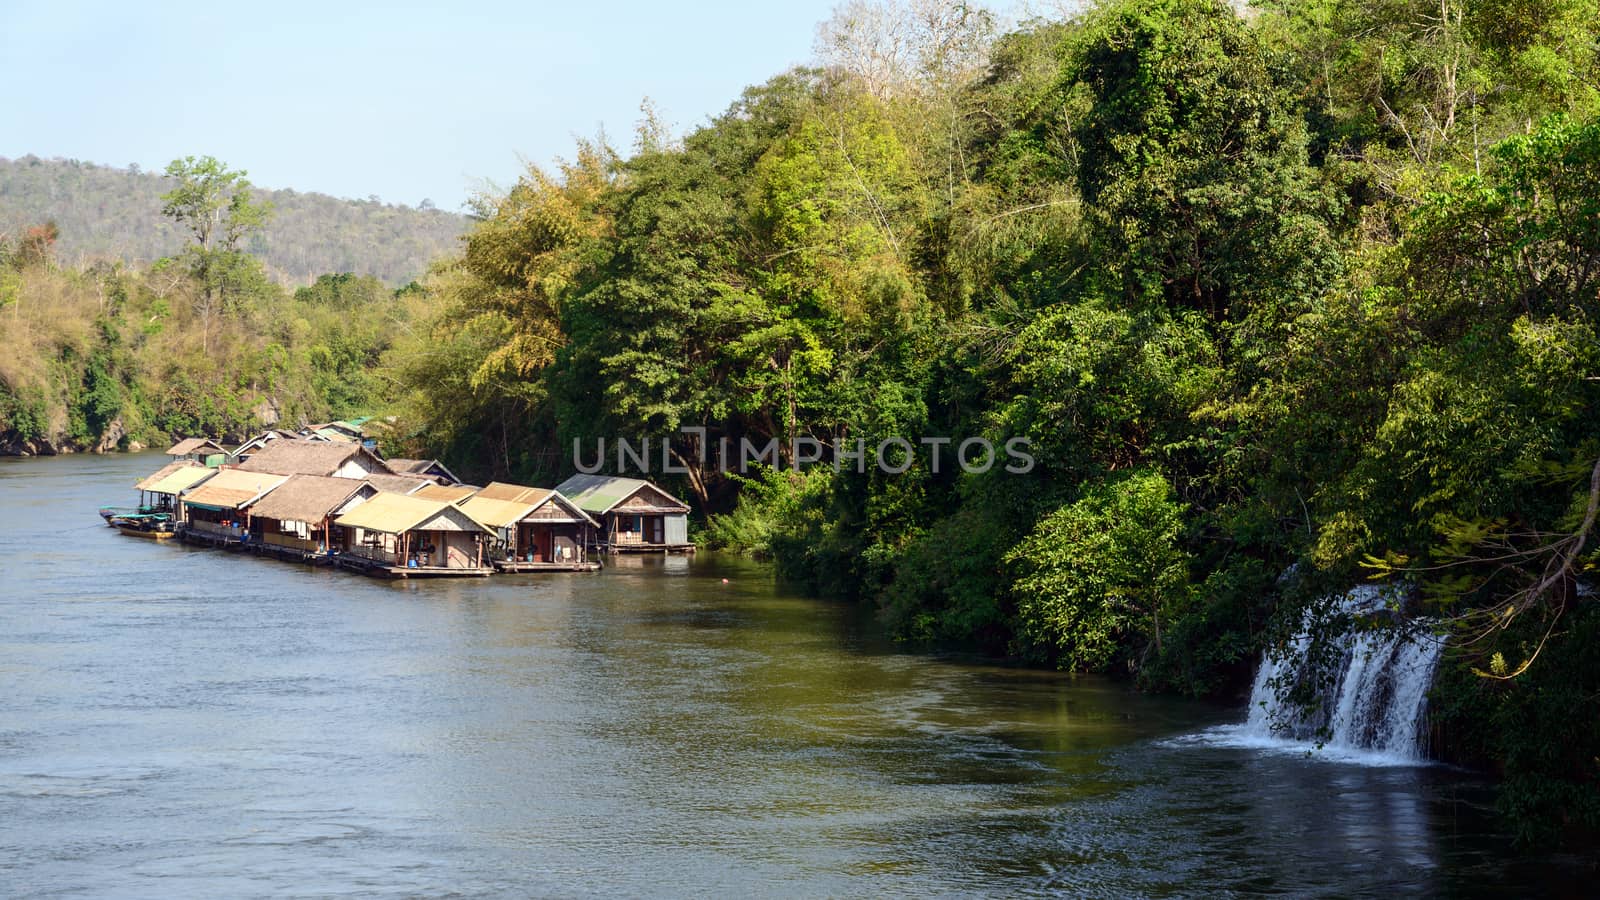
[248,542,335,566]
[493,559,602,573]
[177,525,246,548]
[333,555,493,579]
[604,543,697,555]
[168,522,605,577]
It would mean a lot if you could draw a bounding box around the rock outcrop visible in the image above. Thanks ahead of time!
[94,418,126,454]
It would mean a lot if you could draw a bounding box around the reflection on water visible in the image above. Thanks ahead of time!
[0,453,1588,896]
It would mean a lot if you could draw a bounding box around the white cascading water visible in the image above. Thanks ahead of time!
[1240,584,1445,763]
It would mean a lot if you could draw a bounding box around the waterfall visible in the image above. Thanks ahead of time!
[1241,584,1445,762]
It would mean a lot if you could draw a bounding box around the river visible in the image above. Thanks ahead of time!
[0,453,1584,896]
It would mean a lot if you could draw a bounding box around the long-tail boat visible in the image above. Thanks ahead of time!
[110,512,176,540]
[98,504,158,525]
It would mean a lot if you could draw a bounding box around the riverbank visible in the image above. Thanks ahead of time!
[0,259,409,462]
[0,435,148,456]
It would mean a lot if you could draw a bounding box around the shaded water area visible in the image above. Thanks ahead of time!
[0,453,1587,896]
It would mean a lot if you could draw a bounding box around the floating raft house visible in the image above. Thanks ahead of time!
[332,491,496,578]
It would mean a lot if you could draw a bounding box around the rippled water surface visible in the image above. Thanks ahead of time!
[0,453,1586,896]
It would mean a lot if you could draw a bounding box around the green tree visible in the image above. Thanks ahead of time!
[161,156,270,253]
[1067,0,1341,322]
[1353,117,1600,669]
[160,155,274,351]
[1006,469,1191,671]
[357,6,1600,846]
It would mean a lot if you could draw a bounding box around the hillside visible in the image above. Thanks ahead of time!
[0,155,469,285]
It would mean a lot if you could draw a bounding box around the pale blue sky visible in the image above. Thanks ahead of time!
[0,0,842,210]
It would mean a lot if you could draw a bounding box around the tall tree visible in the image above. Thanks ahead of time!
[160,156,274,352]
[1066,0,1341,323]
[161,155,271,254]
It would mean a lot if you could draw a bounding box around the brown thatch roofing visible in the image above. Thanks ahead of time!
[166,437,227,456]
[383,458,461,484]
[235,440,390,477]
[384,458,430,473]
[363,473,433,494]
[232,430,299,455]
[135,460,203,491]
[475,481,551,505]
[413,483,477,504]
[182,469,287,510]
[248,474,373,524]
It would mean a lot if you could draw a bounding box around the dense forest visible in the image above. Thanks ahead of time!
[3,0,1596,846]
[0,157,422,454]
[375,0,1600,843]
[0,156,466,285]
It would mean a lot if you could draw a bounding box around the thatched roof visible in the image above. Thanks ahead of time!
[475,481,551,504]
[232,430,299,456]
[459,496,539,529]
[248,474,373,524]
[460,490,598,528]
[334,492,493,535]
[182,469,286,510]
[144,464,218,496]
[554,474,689,514]
[235,440,389,477]
[413,483,477,504]
[383,458,461,485]
[135,460,202,491]
[383,457,423,470]
[166,438,227,456]
[363,473,433,494]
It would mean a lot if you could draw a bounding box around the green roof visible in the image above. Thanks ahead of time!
[553,474,645,513]
[553,474,687,514]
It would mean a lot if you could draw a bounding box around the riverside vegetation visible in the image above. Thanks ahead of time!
[7,0,1600,846]
[0,157,425,453]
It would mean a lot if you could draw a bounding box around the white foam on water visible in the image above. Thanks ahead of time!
[1167,585,1445,767]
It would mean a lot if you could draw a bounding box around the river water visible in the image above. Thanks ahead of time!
[0,453,1585,896]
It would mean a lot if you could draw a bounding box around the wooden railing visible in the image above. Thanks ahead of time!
[344,544,398,565]
[262,532,318,553]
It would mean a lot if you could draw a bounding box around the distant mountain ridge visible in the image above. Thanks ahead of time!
[0,155,469,285]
